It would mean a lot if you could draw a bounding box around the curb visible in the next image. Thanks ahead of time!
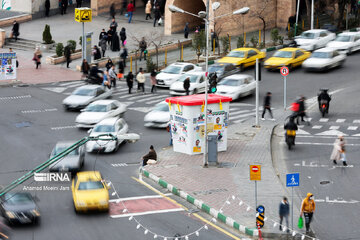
[141,169,259,237]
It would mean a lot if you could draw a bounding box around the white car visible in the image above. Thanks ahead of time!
[295,29,336,51]
[302,48,346,71]
[75,100,127,128]
[63,85,112,110]
[144,101,170,128]
[156,62,202,87]
[169,72,207,96]
[86,118,129,153]
[326,32,360,54]
[216,74,256,100]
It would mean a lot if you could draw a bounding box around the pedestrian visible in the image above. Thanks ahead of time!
[279,197,290,232]
[153,4,161,27]
[92,45,101,60]
[145,0,152,20]
[330,135,347,165]
[81,59,90,77]
[150,69,157,93]
[120,45,128,67]
[45,0,50,17]
[33,47,42,69]
[11,20,19,41]
[64,44,72,68]
[111,31,120,51]
[99,29,107,42]
[120,0,127,15]
[210,29,217,51]
[107,27,113,46]
[110,3,116,19]
[261,92,275,120]
[60,0,68,15]
[109,65,117,88]
[296,96,309,125]
[195,26,200,33]
[76,0,82,8]
[119,27,127,46]
[142,145,157,166]
[110,18,118,34]
[184,22,189,39]
[100,37,107,57]
[102,70,111,89]
[126,71,134,94]
[167,122,173,146]
[300,193,315,233]
[127,1,135,23]
[105,59,113,71]
[139,37,147,61]
[137,68,146,93]
[183,77,190,95]
[118,60,124,80]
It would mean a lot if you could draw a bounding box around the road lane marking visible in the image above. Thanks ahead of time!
[111,208,184,218]
[51,125,77,130]
[281,141,360,146]
[312,125,322,129]
[348,126,358,130]
[329,126,340,130]
[293,160,354,168]
[230,110,250,115]
[296,135,360,139]
[319,118,329,122]
[0,95,31,100]
[315,129,347,136]
[59,81,80,86]
[137,95,166,102]
[132,177,244,240]
[109,193,173,202]
[21,108,58,114]
[353,120,360,123]
[336,119,346,123]
[230,112,255,120]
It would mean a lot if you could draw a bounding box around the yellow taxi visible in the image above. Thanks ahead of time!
[71,171,110,212]
[264,48,311,70]
[218,48,266,71]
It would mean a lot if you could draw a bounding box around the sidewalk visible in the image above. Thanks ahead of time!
[142,108,313,239]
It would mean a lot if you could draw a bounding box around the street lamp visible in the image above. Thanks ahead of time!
[169,2,250,167]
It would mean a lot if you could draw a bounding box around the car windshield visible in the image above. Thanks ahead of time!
[78,181,104,190]
[300,32,315,39]
[208,66,224,75]
[335,35,351,42]
[163,65,182,74]
[154,103,169,112]
[93,124,115,133]
[273,51,293,58]
[219,79,242,86]
[85,104,108,112]
[177,74,199,83]
[5,193,32,205]
[226,51,245,58]
[54,146,79,156]
[73,88,94,96]
[311,52,331,58]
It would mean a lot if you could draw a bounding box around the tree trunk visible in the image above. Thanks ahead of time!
[156,47,159,69]
[337,0,346,30]
[262,19,266,45]
[306,0,311,29]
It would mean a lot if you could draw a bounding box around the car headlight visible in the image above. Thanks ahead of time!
[264,62,269,66]
[77,201,86,206]
[99,200,108,205]
[31,210,41,216]
[6,211,15,218]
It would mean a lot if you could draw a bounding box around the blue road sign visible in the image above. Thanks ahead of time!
[256,205,264,213]
[286,173,299,187]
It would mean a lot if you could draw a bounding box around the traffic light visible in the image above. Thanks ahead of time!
[208,73,217,93]
[254,60,262,81]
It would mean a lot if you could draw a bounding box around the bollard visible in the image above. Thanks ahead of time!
[259,29,261,44]
[130,56,133,72]
[302,20,304,29]
[316,17,319,28]
[213,38,215,55]
[228,35,231,51]
[288,23,290,31]
[256,205,265,228]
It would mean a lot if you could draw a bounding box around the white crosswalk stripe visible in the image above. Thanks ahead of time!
[336,119,346,123]
[230,110,251,115]
[230,112,255,120]
[348,126,358,130]
[353,120,360,123]
[137,95,167,102]
[312,125,322,129]
[329,126,340,130]
[319,118,329,122]
[111,163,128,167]
[59,81,81,86]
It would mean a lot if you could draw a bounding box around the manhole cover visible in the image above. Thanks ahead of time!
[15,121,32,128]
[320,180,331,185]
[218,162,235,168]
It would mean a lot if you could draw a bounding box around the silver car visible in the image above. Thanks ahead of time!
[49,141,85,173]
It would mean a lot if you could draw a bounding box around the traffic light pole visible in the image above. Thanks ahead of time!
[255,58,259,127]
[203,1,210,167]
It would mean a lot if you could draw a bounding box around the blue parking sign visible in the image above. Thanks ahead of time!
[286,173,299,187]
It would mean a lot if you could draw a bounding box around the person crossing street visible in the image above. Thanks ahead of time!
[261,92,275,120]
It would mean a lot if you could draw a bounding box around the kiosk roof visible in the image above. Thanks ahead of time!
[166,94,232,106]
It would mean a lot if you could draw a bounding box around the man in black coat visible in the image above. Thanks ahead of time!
[64,45,72,68]
[261,92,274,120]
[76,0,82,8]
[142,145,157,166]
[183,77,190,95]
[12,21,19,41]
[279,197,290,231]
[45,0,50,17]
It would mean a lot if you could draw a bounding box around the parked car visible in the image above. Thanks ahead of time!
[326,32,360,54]
[294,29,336,51]
[144,101,170,128]
[216,74,256,100]
[75,100,127,128]
[302,48,346,71]
[63,85,112,110]
[169,71,207,96]
[264,48,311,70]
[49,141,85,173]
[156,62,202,87]
[217,48,266,71]
[86,118,129,153]
[71,171,109,213]
[207,63,240,81]
[0,192,40,225]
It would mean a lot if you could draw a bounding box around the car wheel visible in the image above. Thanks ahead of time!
[239,64,244,72]
[73,204,79,214]
[113,141,119,152]
[313,44,317,51]
[287,65,293,71]
[348,48,353,55]
[193,89,197,95]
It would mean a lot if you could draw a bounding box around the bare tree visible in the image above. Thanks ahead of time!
[148,31,164,69]
[213,14,223,55]
[251,0,272,45]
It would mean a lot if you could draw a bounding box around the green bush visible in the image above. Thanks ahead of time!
[192,30,206,62]
[288,28,295,40]
[278,35,284,45]
[250,36,258,48]
[271,28,280,45]
[220,36,230,54]
[56,43,64,57]
[146,57,156,73]
[237,36,245,48]
[42,24,54,44]
[67,40,77,53]
[79,36,82,46]
[259,42,265,49]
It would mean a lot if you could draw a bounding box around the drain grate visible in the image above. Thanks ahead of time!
[218,162,235,168]
[15,121,32,128]
[320,180,331,185]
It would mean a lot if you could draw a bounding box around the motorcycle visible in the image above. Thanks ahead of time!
[285,130,296,150]
[84,75,103,85]
[319,99,329,117]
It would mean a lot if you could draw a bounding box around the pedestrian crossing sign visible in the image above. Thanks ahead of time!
[75,8,92,23]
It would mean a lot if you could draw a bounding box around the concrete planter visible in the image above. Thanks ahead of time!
[46,49,82,65]
[41,42,56,52]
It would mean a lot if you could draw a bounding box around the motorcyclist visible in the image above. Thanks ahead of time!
[317,89,331,113]
[88,64,104,84]
[284,116,298,143]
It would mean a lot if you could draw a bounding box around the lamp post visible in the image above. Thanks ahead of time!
[169,3,249,167]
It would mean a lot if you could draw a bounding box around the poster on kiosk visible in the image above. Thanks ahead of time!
[165,94,232,155]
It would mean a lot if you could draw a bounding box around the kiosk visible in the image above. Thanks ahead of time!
[165,94,232,155]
